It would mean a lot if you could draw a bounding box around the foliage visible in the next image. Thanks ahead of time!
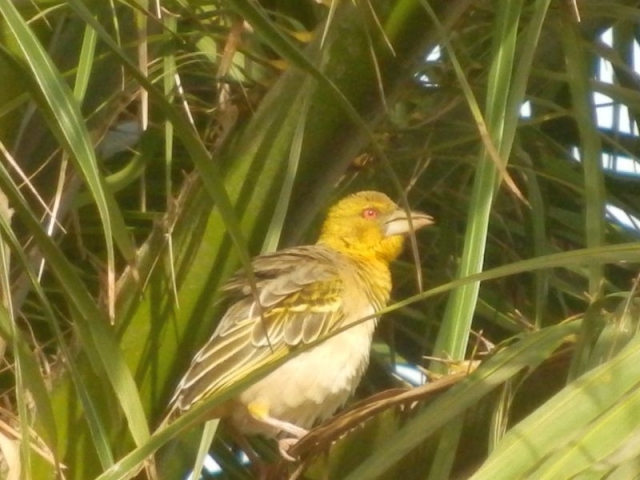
[1,0,640,478]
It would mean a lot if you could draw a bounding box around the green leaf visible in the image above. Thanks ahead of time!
[472,332,640,479]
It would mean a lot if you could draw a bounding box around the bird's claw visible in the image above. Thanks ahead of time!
[278,437,300,462]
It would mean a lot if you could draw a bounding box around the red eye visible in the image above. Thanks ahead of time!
[362,208,378,219]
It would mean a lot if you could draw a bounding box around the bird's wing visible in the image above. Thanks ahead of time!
[171,247,350,411]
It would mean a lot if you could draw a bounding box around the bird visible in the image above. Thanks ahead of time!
[166,190,434,459]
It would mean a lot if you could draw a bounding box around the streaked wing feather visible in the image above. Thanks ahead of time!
[254,279,343,346]
[174,314,288,409]
[303,280,343,343]
[172,246,349,412]
[302,309,339,344]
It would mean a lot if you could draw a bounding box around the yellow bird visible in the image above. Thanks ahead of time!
[168,190,433,458]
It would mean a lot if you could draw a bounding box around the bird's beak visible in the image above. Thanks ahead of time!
[384,208,434,237]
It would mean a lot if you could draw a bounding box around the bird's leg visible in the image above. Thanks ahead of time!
[262,418,307,461]
[247,403,308,461]
[277,437,301,462]
[247,403,309,438]
[259,415,308,438]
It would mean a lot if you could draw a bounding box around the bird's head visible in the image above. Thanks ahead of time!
[317,191,434,263]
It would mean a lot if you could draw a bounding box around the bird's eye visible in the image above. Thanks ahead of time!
[362,208,379,219]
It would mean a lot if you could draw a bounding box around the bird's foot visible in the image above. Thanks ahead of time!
[247,402,309,460]
[267,420,307,461]
[261,416,308,439]
[278,437,301,462]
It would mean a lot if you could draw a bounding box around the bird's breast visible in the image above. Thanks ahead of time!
[232,314,377,437]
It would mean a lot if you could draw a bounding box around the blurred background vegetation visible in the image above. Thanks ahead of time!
[1,0,640,478]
